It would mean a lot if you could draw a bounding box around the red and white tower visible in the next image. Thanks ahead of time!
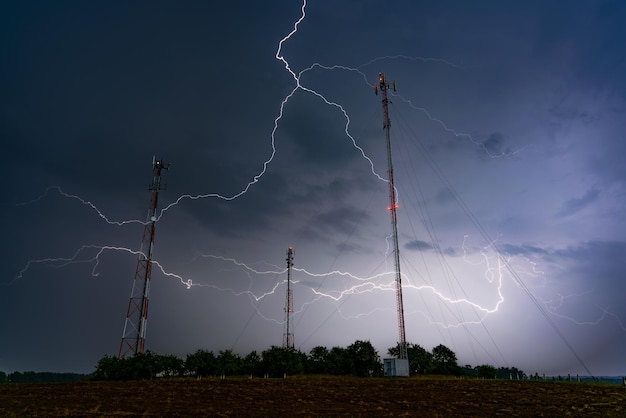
[376,73,408,363]
[283,246,294,349]
[119,157,169,358]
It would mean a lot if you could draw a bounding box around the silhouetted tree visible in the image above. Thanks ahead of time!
[261,346,305,377]
[476,364,497,379]
[92,351,168,380]
[307,346,329,374]
[243,351,262,376]
[348,340,381,377]
[159,354,184,377]
[325,346,353,375]
[431,344,461,376]
[126,351,161,379]
[93,355,124,380]
[216,350,243,376]
[185,350,217,378]
[461,365,477,377]
[497,366,526,380]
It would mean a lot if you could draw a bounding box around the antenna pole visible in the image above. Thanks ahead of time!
[376,73,408,360]
[119,157,170,358]
[283,247,295,349]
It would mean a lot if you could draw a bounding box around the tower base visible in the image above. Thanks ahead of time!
[383,358,410,377]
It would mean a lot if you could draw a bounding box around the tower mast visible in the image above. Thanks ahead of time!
[119,157,169,358]
[376,73,408,361]
[283,246,294,349]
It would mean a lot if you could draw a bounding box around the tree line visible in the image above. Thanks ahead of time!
[93,340,381,380]
[1,371,88,383]
[389,343,526,379]
[91,340,526,381]
[0,341,526,382]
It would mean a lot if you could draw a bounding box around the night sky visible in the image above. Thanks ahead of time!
[2,1,625,376]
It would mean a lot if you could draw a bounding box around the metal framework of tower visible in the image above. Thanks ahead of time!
[119,157,169,358]
[283,246,294,349]
[375,73,408,361]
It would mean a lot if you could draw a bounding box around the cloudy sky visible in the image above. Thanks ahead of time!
[2,0,625,376]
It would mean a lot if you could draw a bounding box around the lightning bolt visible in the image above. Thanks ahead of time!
[18,1,499,224]
[9,0,623,361]
[536,287,626,332]
[17,186,147,226]
[392,93,525,158]
[5,245,188,287]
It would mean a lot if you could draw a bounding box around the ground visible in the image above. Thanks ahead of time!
[1,376,625,417]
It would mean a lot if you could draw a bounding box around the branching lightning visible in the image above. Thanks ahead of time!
[17,186,148,226]
[18,0,502,222]
[393,93,524,158]
[8,0,624,365]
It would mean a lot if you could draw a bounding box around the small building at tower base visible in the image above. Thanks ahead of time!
[383,358,410,377]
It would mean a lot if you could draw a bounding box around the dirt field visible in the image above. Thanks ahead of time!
[1,376,625,417]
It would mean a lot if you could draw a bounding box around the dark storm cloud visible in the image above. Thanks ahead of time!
[549,241,626,329]
[404,240,434,251]
[503,240,626,289]
[291,175,356,207]
[335,242,373,255]
[548,99,597,125]
[292,201,378,254]
[532,0,626,94]
[310,206,371,237]
[480,132,510,157]
[500,243,550,257]
[2,0,626,377]
[556,188,600,218]
[171,173,300,242]
[434,187,455,205]
[554,240,626,266]
[280,99,359,167]
[587,138,626,188]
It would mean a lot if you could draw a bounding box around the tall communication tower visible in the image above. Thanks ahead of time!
[283,246,294,349]
[119,157,170,358]
[375,73,408,363]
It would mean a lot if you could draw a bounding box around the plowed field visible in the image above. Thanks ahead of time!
[1,376,625,417]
